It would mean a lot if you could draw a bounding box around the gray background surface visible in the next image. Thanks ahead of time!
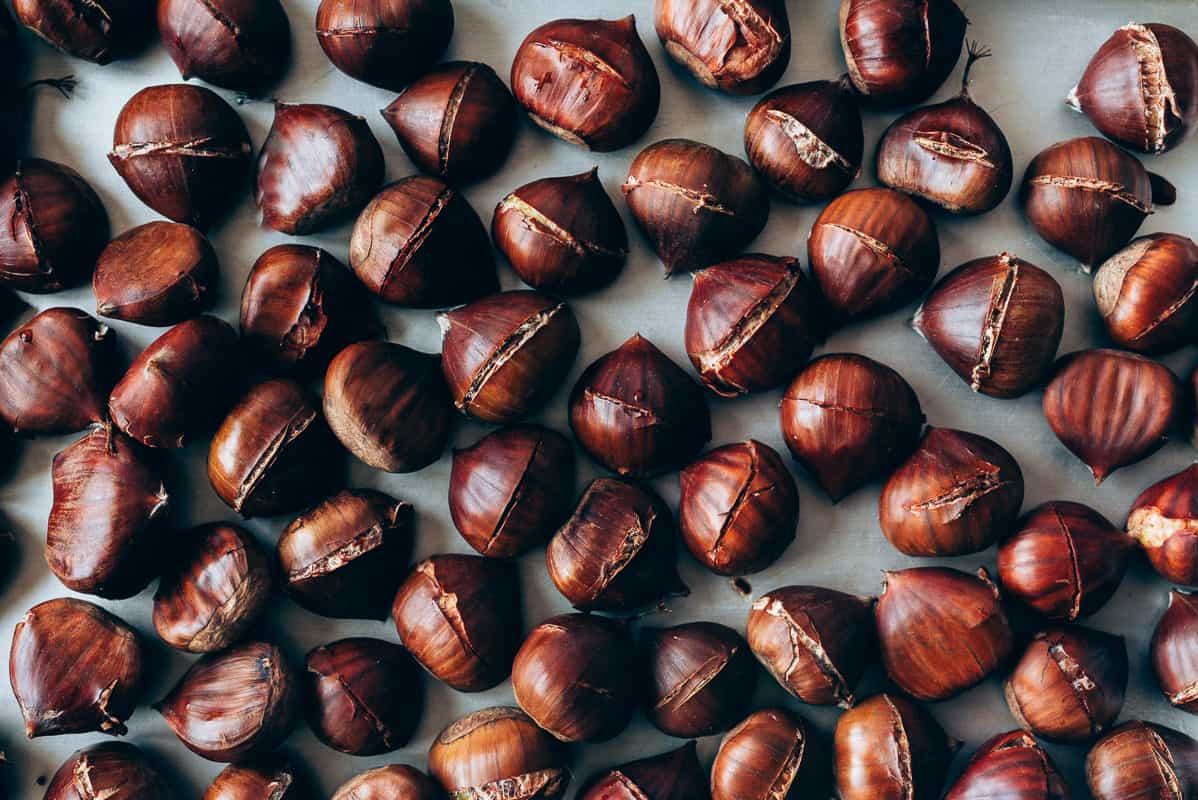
[3,0,1198,796]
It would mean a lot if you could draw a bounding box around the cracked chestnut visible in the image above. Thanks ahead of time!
[1152,589,1198,713]
[713,708,829,800]
[94,221,218,325]
[332,766,439,800]
[158,0,290,91]
[44,744,172,800]
[655,0,789,95]
[1094,233,1198,354]
[1086,721,1198,800]
[204,758,309,800]
[1128,464,1198,585]
[316,0,453,91]
[428,707,569,800]
[643,621,756,737]
[580,742,706,800]
[944,731,1069,800]
[13,0,151,63]
[834,693,957,800]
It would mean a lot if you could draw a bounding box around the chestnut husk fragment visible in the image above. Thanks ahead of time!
[1153,589,1198,713]
[944,730,1070,800]
[580,742,707,800]
[713,708,829,800]
[1094,233,1198,354]
[1128,463,1198,586]
[315,0,453,91]
[643,621,756,738]
[93,221,218,325]
[13,0,152,63]
[1086,721,1198,800]
[332,765,439,800]
[656,0,789,95]
[158,0,291,91]
[204,758,309,800]
[43,743,173,800]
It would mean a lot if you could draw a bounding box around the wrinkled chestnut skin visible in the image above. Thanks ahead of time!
[944,731,1070,800]
[998,501,1133,621]
[305,637,423,755]
[913,253,1065,398]
[392,554,522,691]
[876,567,1013,701]
[156,640,298,762]
[569,334,711,478]
[511,16,659,151]
[580,742,706,800]
[0,159,110,292]
[278,489,413,620]
[332,766,439,800]
[110,85,253,231]
[324,341,455,472]
[713,708,829,800]
[13,0,151,63]
[684,255,823,397]
[204,758,309,800]
[643,621,756,738]
[834,693,956,800]
[46,427,170,598]
[547,477,687,612]
[316,0,453,91]
[1043,349,1181,483]
[743,79,863,202]
[383,61,518,185]
[158,0,290,90]
[779,353,924,502]
[153,523,273,653]
[623,139,769,275]
[94,221,218,325]
[1069,23,1198,154]
[808,187,939,322]
[747,585,875,707]
[349,175,497,307]
[10,597,143,738]
[1153,589,1198,712]
[256,103,384,235]
[0,307,114,435]
[512,613,640,743]
[655,0,789,95]
[439,291,581,424]
[678,440,798,575]
[448,425,575,559]
[1129,464,1198,586]
[1094,233,1198,354]
[43,743,173,800]
[428,707,569,800]
[879,427,1024,557]
[1086,721,1198,800]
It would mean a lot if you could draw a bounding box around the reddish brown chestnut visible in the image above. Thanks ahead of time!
[579,742,706,800]
[315,0,453,91]
[1152,589,1198,712]
[428,707,569,800]
[93,221,218,325]
[944,731,1069,800]
[13,0,151,63]
[158,0,290,91]
[332,766,439,800]
[655,0,789,95]
[713,708,829,800]
[643,621,756,738]
[1128,464,1198,586]
[204,759,309,800]
[43,743,172,800]
[1094,233,1198,354]
[1086,721,1198,800]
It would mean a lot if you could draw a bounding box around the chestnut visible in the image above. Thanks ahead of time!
[204,758,309,800]
[392,554,522,691]
[876,566,1013,701]
[332,766,439,800]
[944,731,1069,800]
[655,0,789,95]
[0,159,109,292]
[1043,349,1181,483]
[807,187,939,322]
[1153,589,1198,713]
[43,743,172,800]
[713,708,829,800]
[746,585,875,707]
[511,16,659,151]
[913,253,1065,398]
[153,522,273,653]
[511,613,639,742]
[684,254,824,397]
[838,0,967,105]
[428,707,569,800]
[277,489,413,620]
[93,221,218,325]
[1128,464,1198,586]
[779,353,924,501]
[448,425,575,558]
[13,0,151,63]
[158,0,290,90]
[324,341,455,472]
[10,597,143,737]
[349,175,497,307]
[997,501,1133,621]
[678,440,798,575]
[305,637,422,755]
[382,61,518,185]
[1094,233,1198,354]
[1086,721,1198,800]
[569,334,711,477]
[157,640,298,762]
[879,427,1024,557]
[439,291,581,424]
[256,103,385,235]
[743,78,864,202]
[580,742,706,800]
[643,621,756,738]
[623,139,769,275]
[1069,23,1198,154]
[315,0,453,91]
[1005,626,1128,743]
[547,477,687,612]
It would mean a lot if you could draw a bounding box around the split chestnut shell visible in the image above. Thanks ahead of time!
[1129,464,1198,586]
[158,0,291,91]
[655,0,790,95]
[580,742,707,800]
[944,731,1069,800]
[43,744,172,800]
[1086,721,1198,800]
[712,708,830,800]
[1093,233,1198,355]
[428,707,570,800]
[1152,589,1198,712]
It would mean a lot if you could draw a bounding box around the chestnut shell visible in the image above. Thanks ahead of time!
[713,708,830,800]
[315,0,454,91]
[1129,464,1198,586]
[1086,721,1198,800]
[93,221,218,325]
[13,0,152,63]
[1093,233,1198,355]
[43,743,173,800]
[1152,589,1198,712]
[579,742,707,800]
[204,759,309,800]
[655,0,790,95]
[158,0,291,91]
[944,730,1069,800]
[332,765,440,800]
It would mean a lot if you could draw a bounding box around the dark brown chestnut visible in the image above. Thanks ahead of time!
[1152,589,1198,712]
[428,707,569,800]
[913,253,1065,398]
[277,489,413,620]
[655,0,789,95]
[10,597,143,737]
[623,139,769,275]
[569,334,711,477]
[1086,721,1198,800]
[383,61,518,185]
[1094,233,1198,354]
[1128,464,1198,586]
[332,765,439,800]
[779,353,924,501]
[997,501,1133,621]
[94,221,218,325]
[879,427,1024,557]
[439,291,580,424]
[547,477,687,612]
[43,743,173,800]
[13,0,151,63]
[511,613,639,743]
[158,0,290,90]
[153,523,273,653]
[643,621,756,738]
[392,554,522,691]
[315,0,453,91]
[579,742,706,800]
[256,103,384,235]
[511,16,659,151]
[204,758,309,800]
[713,708,829,800]
[448,425,575,559]
[944,730,1069,800]
[157,640,298,762]
[807,187,939,322]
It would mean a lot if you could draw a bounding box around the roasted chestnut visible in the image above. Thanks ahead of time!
[1153,589,1198,712]
[779,353,924,501]
[944,731,1069,800]
[392,554,522,691]
[43,743,172,800]
[712,708,829,800]
[1094,233,1198,354]
[204,758,309,800]
[13,0,151,63]
[10,597,143,737]
[643,621,756,738]
[332,765,439,800]
[511,16,659,151]
[1086,721,1198,800]
[580,742,706,800]
[1128,463,1198,586]
[439,291,581,424]
[623,139,769,274]
[315,0,453,91]
[158,0,291,90]
[256,103,385,235]
[93,221,218,325]
[428,707,569,800]
[655,0,789,95]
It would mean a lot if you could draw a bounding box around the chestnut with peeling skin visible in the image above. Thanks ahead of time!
[944,731,1069,800]
[580,742,706,800]
[1086,721,1198,800]
[1152,589,1198,712]
[834,693,957,800]
[315,0,454,91]
[1128,464,1198,586]
[713,708,829,800]
[655,0,789,95]
[94,221,218,325]
[1094,233,1198,354]
[13,0,151,63]
[158,0,290,91]
[332,766,439,800]
[204,758,309,800]
[643,621,756,738]
[44,744,173,800]
[428,707,570,800]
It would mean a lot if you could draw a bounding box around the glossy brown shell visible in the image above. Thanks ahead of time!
[13,0,151,63]
[1086,721,1198,800]
[833,693,956,800]
[655,0,789,95]
[93,221,218,325]
[1152,589,1198,713]
[712,708,830,800]
[1128,463,1198,586]
[1093,233,1198,354]
[43,744,172,800]
[158,0,291,91]
[315,0,453,91]
[643,621,756,738]
[944,731,1070,800]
